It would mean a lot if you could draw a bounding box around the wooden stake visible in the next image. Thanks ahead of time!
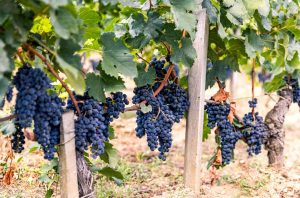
[59,111,79,198]
[184,9,209,194]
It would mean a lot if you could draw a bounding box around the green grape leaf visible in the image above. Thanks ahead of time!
[85,73,106,102]
[50,7,79,39]
[100,32,137,78]
[243,0,270,17]
[0,0,18,25]
[57,39,81,69]
[202,0,218,23]
[141,104,152,113]
[45,189,54,198]
[0,40,10,73]
[31,16,52,34]
[0,121,16,135]
[100,69,126,92]
[97,166,124,181]
[285,18,300,41]
[263,72,287,93]
[223,0,249,21]
[103,142,119,168]
[128,12,163,48]
[17,0,46,13]
[40,0,69,8]
[0,77,9,98]
[287,52,300,69]
[245,30,265,58]
[128,13,145,37]
[171,38,197,67]
[206,60,229,89]
[169,0,197,39]
[79,7,100,27]
[202,112,211,142]
[134,63,156,87]
[56,56,86,95]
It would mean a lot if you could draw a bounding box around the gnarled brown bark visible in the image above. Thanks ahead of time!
[76,151,95,198]
[264,89,293,168]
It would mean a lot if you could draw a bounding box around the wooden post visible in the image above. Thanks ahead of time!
[59,111,79,198]
[184,9,209,193]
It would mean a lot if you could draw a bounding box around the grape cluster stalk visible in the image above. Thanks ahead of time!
[133,57,189,160]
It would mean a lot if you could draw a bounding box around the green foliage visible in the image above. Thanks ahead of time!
[0,0,198,100]
[202,112,211,141]
[134,63,156,87]
[100,32,137,78]
[203,0,300,91]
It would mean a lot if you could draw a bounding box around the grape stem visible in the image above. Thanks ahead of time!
[153,64,174,96]
[149,0,153,9]
[23,44,81,115]
[16,49,25,64]
[162,41,171,54]
[136,53,149,64]
[0,114,16,123]
[124,64,175,112]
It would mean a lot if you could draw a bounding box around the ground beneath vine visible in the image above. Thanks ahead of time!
[1,77,300,198]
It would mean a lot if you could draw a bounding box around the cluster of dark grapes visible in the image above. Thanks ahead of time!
[205,101,243,164]
[204,97,265,164]
[258,71,271,83]
[204,103,230,129]
[10,64,64,160]
[284,76,300,107]
[149,58,167,80]
[241,99,265,156]
[68,92,128,158]
[248,98,257,108]
[133,58,189,160]
[0,85,14,110]
[218,120,243,164]
[11,124,25,153]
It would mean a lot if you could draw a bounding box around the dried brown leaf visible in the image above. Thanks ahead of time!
[214,149,222,166]
[212,89,230,102]
[3,167,14,185]
[228,102,236,124]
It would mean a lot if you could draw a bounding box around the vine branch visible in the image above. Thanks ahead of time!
[153,64,174,96]
[0,115,16,123]
[23,44,81,115]
[136,53,149,64]
[16,48,25,64]
[251,59,255,117]
[124,64,175,112]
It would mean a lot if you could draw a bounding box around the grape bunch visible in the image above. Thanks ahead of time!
[33,94,64,160]
[258,72,271,83]
[205,101,243,164]
[13,64,52,128]
[149,58,167,80]
[11,64,64,160]
[11,124,25,153]
[242,100,266,156]
[6,85,13,102]
[204,103,230,129]
[0,85,14,110]
[69,92,128,158]
[284,76,300,107]
[133,57,189,160]
[248,98,257,108]
[217,120,243,164]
